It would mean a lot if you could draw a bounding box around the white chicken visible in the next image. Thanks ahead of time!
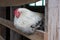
[14,8,43,35]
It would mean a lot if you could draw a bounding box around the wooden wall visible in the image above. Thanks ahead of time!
[0,7,6,39]
[44,0,59,40]
[0,0,60,40]
[57,0,60,40]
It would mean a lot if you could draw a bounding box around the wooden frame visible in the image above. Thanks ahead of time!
[44,0,59,40]
[0,17,44,40]
[0,36,5,40]
[0,0,45,40]
[0,0,59,40]
[0,0,39,7]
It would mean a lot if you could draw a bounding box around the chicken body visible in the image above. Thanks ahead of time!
[14,8,43,34]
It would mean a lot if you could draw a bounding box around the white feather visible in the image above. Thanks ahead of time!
[14,8,42,34]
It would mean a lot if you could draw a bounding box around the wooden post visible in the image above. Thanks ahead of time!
[0,0,39,7]
[48,0,59,39]
[0,36,5,40]
[44,0,59,40]
[10,7,22,40]
[58,0,60,40]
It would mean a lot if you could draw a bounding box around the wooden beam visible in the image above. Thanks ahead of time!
[0,0,40,7]
[0,18,44,40]
[0,36,5,40]
[58,0,60,40]
[48,0,58,39]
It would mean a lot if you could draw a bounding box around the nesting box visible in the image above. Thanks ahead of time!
[0,0,60,40]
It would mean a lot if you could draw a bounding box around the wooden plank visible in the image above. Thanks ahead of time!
[0,7,6,35]
[48,7,58,40]
[0,7,6,40]
[10,30,22,40]
[44,0,59,40]
[44,32,48,40]
[48,0,58,8]
[0,0,40,7]
[0,36,5,40]
[0,18,44,40]
[10,7,25,40]
[45,0,48,32]
[44,0,48,40]
[58,0,60,40]
[10,7,22,40]
[0,25,1,35]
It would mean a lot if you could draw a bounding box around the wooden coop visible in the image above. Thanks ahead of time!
[0,0,60,40]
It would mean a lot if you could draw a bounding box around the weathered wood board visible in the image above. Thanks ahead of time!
[58,0,60,40]
[0,36,5,40]
[0,0,39,7]
[0,18,44,40]
[48,0,59,40]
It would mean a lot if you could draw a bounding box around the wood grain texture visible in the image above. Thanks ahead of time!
[10,7,22,40]
[0,36,5,40]
[44,32,48,40]
[0,25,6,39]
[48,0,58,8]
[10,30,22,40]
[48,7,58,40]
[44,0,59,40]
[44,0,48,40]
[58,0,60,40]
[0,7,6,40]
[45,0,48,32]
[0,0,40,7]
[0,18,44,40]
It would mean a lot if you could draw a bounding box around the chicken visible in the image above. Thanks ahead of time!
[14,8,43,35]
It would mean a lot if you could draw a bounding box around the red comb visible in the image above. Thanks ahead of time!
[14,9,21,18]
